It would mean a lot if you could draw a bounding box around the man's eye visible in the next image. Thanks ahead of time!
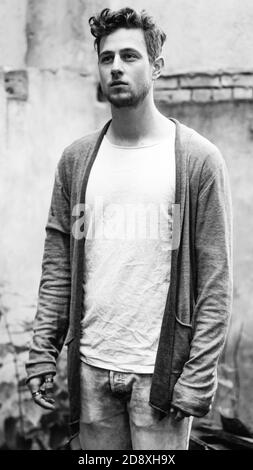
[100,56,112,64]
[123,53,137,61]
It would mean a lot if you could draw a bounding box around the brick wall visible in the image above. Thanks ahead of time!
[155,72,253,103]
[2,69,253,106]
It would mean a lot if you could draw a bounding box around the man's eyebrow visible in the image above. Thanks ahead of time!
[120,48,141,54]
[99,50,114,58]
[99,48,141,58]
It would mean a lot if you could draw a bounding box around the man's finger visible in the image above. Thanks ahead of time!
[33,391,56,410]
[28,375,56,410]
[27,376,43,394]
[44,374,54,397]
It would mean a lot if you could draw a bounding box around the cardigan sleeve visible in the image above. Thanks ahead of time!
[26,154,71,381]
[172,149,233,416]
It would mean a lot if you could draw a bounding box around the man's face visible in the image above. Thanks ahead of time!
[98,28,154,108]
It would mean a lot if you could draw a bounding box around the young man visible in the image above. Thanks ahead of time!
[26,8,233,450]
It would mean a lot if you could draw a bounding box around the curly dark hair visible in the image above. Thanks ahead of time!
[89,7,166,63]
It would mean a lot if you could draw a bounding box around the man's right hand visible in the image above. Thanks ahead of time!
[27,374,56,410]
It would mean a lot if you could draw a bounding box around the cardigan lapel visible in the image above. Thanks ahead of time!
[71,120,112,336]
[149,118,188,414]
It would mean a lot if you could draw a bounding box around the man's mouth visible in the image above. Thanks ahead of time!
[110,81,128,87]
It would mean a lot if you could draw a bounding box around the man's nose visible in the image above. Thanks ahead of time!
[111,55,123,75]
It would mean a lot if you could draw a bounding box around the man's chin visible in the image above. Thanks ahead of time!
[107,94,139,108]
[105,86,150,109]
[109,99,137,108]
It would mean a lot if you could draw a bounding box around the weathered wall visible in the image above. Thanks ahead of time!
[2,0,253,74]
[1,69,98,298]
[26,0,105,73]
[111,0,253,74]
[0,0,27,68]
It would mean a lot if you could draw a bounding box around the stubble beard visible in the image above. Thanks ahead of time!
[105,82,151,109]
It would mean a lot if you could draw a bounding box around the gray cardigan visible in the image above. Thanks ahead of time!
[26,118,233,435]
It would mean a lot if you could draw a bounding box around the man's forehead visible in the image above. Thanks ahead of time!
[99,28,147,53]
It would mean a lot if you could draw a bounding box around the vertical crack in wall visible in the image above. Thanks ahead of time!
[24,0,32,68]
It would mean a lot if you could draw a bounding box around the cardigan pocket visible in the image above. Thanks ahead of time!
[171,316,193,374]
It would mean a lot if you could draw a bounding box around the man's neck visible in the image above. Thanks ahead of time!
[107,96,174,147]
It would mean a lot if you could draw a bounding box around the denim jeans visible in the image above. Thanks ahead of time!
[79,361,192,450]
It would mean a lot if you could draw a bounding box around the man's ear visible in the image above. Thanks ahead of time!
[152,56,165,81]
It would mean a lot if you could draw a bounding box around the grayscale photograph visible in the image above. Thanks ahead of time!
[0,0,252,458]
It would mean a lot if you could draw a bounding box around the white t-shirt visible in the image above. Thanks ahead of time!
[80,127,176,373]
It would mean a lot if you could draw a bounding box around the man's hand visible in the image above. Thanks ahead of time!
[170,405,191,421]
[27,374,56,410]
